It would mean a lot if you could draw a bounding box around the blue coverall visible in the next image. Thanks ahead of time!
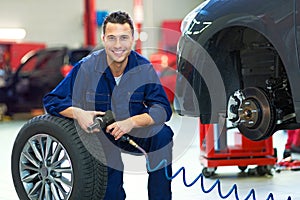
[43,49,174,200]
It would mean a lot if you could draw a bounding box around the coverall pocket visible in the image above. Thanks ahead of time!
[128,91,146,115]
[86,91,110,111]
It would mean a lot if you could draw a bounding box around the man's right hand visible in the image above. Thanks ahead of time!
[59,107,105,133]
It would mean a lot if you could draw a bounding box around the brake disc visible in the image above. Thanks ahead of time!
[228,87,276,141]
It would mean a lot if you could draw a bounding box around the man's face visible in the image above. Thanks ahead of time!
[102,22,134,65]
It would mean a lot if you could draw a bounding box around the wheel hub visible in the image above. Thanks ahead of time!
[227,87,276,140]
[238,98,260,128]
[40,165,48,177]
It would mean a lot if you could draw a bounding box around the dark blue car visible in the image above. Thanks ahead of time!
[175,0,300,140]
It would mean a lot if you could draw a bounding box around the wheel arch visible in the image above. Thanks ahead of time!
[193,12,300,123]
[196,23,299,122]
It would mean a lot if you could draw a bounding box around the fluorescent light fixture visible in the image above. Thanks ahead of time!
[0,28,26,40]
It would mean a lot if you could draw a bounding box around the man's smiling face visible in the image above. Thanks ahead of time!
[102,22,134,66]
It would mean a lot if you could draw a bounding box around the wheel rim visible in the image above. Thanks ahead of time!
[19,134,73,200]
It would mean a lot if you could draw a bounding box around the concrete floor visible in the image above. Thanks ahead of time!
[1,113,300,200]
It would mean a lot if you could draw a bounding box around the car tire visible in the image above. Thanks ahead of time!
[11,114,107,200]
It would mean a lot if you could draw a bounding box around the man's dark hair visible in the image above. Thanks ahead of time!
[103,11,134,36]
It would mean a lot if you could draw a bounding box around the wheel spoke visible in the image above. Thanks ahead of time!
[28,180,42,197]
[51,144,63,164]
[54,167,72,174]
[22,172,39,183]
[50,182,61,200]
[20,161,39,172]
[29,139,43,162]
[45,183,52,200]
[52,153,69,169]
[22,151,40,168]
[54,176,72,189]
[37,136,45,161]
[44,135,53,161]
[38,182,45,200]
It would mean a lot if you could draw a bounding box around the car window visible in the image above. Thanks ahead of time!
[18,49,66,78]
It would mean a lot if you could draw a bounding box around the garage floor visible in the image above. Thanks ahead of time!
[1,113,300,200]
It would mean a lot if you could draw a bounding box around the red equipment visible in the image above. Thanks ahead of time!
[149,20,181,103]
[0,41,45,72]
[275,157,300,172]
[199,119,277,177]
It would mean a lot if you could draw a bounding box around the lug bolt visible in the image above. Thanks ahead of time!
[244,101,250,105]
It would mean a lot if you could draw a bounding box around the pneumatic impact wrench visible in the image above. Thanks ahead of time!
[87,110,146,154]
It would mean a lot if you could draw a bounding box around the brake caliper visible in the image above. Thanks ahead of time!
[227,90,244,126]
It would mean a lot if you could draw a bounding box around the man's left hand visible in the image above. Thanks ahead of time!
[106,118,134,140]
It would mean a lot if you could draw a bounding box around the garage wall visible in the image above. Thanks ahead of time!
[0,0,201,54]
[0,0,85,47]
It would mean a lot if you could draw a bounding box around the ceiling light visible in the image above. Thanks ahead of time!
[0,28,26,40]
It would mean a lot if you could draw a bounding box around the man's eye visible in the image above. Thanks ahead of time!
[107,36,116,41]
[120,36,129,41]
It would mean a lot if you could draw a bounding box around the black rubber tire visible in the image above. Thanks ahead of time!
[11,114,107,200]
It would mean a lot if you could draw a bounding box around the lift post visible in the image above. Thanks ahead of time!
[83,0,97,47]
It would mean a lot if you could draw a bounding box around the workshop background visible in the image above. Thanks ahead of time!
[1,0,300,200]
[0,0,201,51]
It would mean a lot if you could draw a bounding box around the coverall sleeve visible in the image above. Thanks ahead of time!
[43,63,80,117]
[144,66,173,124]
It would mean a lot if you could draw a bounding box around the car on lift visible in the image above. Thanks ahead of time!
[0,46,91,118]
[174,0,300,141]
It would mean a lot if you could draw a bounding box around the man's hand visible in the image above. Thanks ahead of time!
[106,113,155,140]
[106,118,134,140]
[59,107,105,133]
[75,110,105,133]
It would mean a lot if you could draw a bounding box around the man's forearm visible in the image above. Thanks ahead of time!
[130,113,155,128]
[59,107,81,119]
